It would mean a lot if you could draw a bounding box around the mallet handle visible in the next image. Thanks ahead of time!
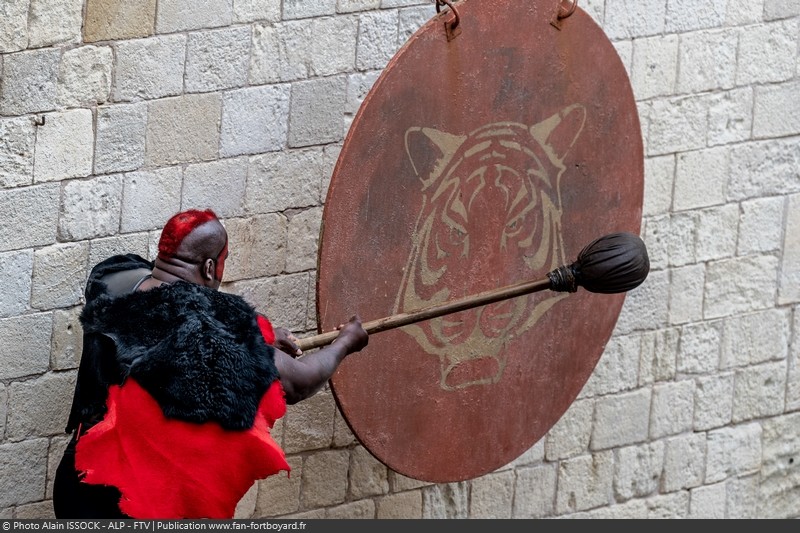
[296,277,552,351]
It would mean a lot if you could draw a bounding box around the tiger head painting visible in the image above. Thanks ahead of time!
[394,103,587,391]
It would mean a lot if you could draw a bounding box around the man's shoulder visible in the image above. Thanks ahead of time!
[86,254,154,300]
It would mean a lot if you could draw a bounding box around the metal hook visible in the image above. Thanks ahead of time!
[436,0,462,41]
[550,0,578,30]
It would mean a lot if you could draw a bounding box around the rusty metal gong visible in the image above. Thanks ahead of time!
[317,0,643,482]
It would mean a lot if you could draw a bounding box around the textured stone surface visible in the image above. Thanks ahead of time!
[650,379,695,439]
[182,158,248,218]
[469,470,514,518]
[300,449,349,508]
[186,27,250,93]
[705,424,762,483]
[288,77,347,147]
[114,35,186,102]
[0,440,48,507]
[759,413,800,518]
[59,176,123,241]
[33,109,94,183]
[375,491,423,519]
[31,242,89,310]
[145,94,221,166]
[120,168,183,233]
[0,314,52,380]
[662,433,706,492]
[545,399,593,460]
[0,184,59,252]
[592,389,651,450]
[0,49,60,115]
[94,103,148,175]
[253,455,301,517]
[245,148,326,214]
[222,214,287,281]
[556,451,614,514]
[220,85,290,157]
[422,482,468,519]
[27,0,82,48]
[57,46,113,107]
[84,0,156,42]
[347,446,389,500]
[780,193,800,304]
[281,390,335,454]
[0,251,32,319]
[0,116,36,188]
[7,372,76,439]
[614,441,664,500]
[0,0,29,53]
[156,0,233,32]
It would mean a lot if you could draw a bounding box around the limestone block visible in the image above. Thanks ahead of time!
[705,423,762,482]
[0,116,36,188]
[33,109,94,183]
[643,155,674,217]
[725,0,763,25]
[182,158,248,218]
[31,242,89,309]
[286,208,321,273]
[582,333,641,397]
[512,464,556,518]
[57,46,113,108]
[646,95,709,156]
[668,212,699,267]
[120,168,183,233]
[0,384,6,437]
[504,439,544,469]
[764,0,800,19]
[613,269,669,335]
[421,482,468,518]
[186,27,250,93]
[545,400,594,461]
[727,475,759,519]
[332,405,356,447]
[375,491,423,519]
[47,435,70,499]
[233,0,281,23]
[59,175,123,241]
[696,204,738,262]
[638,327,679,385]
[677,321,721,374]
[693,373,733,431]
[222,214,287,281]
[397,5,436,46]
[7,372,76,439]
[738,196,784,255]
[571,499,648,519]
[253,455,301,517]
[650,379,695,438]
[145,94,221,166]
[555,451,614,514]
[729,138,800,200]
[356,10,400,71]
[114,35,186,102]
[288,77,346,147]
[707,88,753,147]
[736,19,798,85]
[662,432,706,492]
[389,471,432,492]
[51,307,83,371]
[88,234,151,268]
[688,482,726,519]
[347,445,389,500]
[641,215,670,270]
[345,71,380,116]
[469,470,514,518]
[759,413,800,518]
[27,0,82,48]
[0,49,59,115]
[84,0,156,42]
[789,308,800,412]
[603,0,667,40]
[674,147,729,211]
[0,0,29,53]
[281,390,336,454]
[0,314,52,379]
[631,34,678,100]
[704,255,779,318]
[614,441,665,501]
[0,439,48,507]
[95,103,148,175]
[721,309,791,368]
[669,264,705,325]
[678,29,737,94]
[252,17,357,84]
[283,0,336,19]
[646,491,690,518]
[14,499,55,519]
[665,0,726,32]
[220,85,290,157]
[245,148,326,214]
[338,0,380,13]
[225,273,312,332]
[754,80,800,139]
[0,250,32,319]
[732,361,787,422]
[591,389,651,450]
[156,0,233,32]
[233,483,258,519]
[300,449,349,508]
[325,500,375,519]
[0,184,59,252]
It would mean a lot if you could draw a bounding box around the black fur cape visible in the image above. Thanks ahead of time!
[66,254,279,433]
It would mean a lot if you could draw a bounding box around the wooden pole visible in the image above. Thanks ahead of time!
[296,276,552,351]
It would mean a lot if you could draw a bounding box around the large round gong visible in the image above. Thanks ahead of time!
[317,0,643,482]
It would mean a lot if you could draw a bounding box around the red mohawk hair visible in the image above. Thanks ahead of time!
[158,209,219,257]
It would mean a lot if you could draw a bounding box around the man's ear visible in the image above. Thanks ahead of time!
[202,258,216,281]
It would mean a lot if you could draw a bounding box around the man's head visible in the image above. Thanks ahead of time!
[158,209,229,289]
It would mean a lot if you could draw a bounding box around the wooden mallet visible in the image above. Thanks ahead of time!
[297,232,650,351]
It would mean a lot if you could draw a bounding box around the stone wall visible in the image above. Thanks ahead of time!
[0,0,798,519]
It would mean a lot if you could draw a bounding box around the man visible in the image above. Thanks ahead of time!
[53,209,368,519]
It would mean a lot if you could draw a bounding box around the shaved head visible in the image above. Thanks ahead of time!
[156,209,229,288]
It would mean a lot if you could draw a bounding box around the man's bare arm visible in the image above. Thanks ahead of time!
[274,316,368,404]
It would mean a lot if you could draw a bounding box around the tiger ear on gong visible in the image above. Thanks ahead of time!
[404,127,467,190]
[529,103,587,163]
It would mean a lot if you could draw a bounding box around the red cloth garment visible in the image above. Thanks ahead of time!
[75,378,289,519]
[257,314,276,345]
